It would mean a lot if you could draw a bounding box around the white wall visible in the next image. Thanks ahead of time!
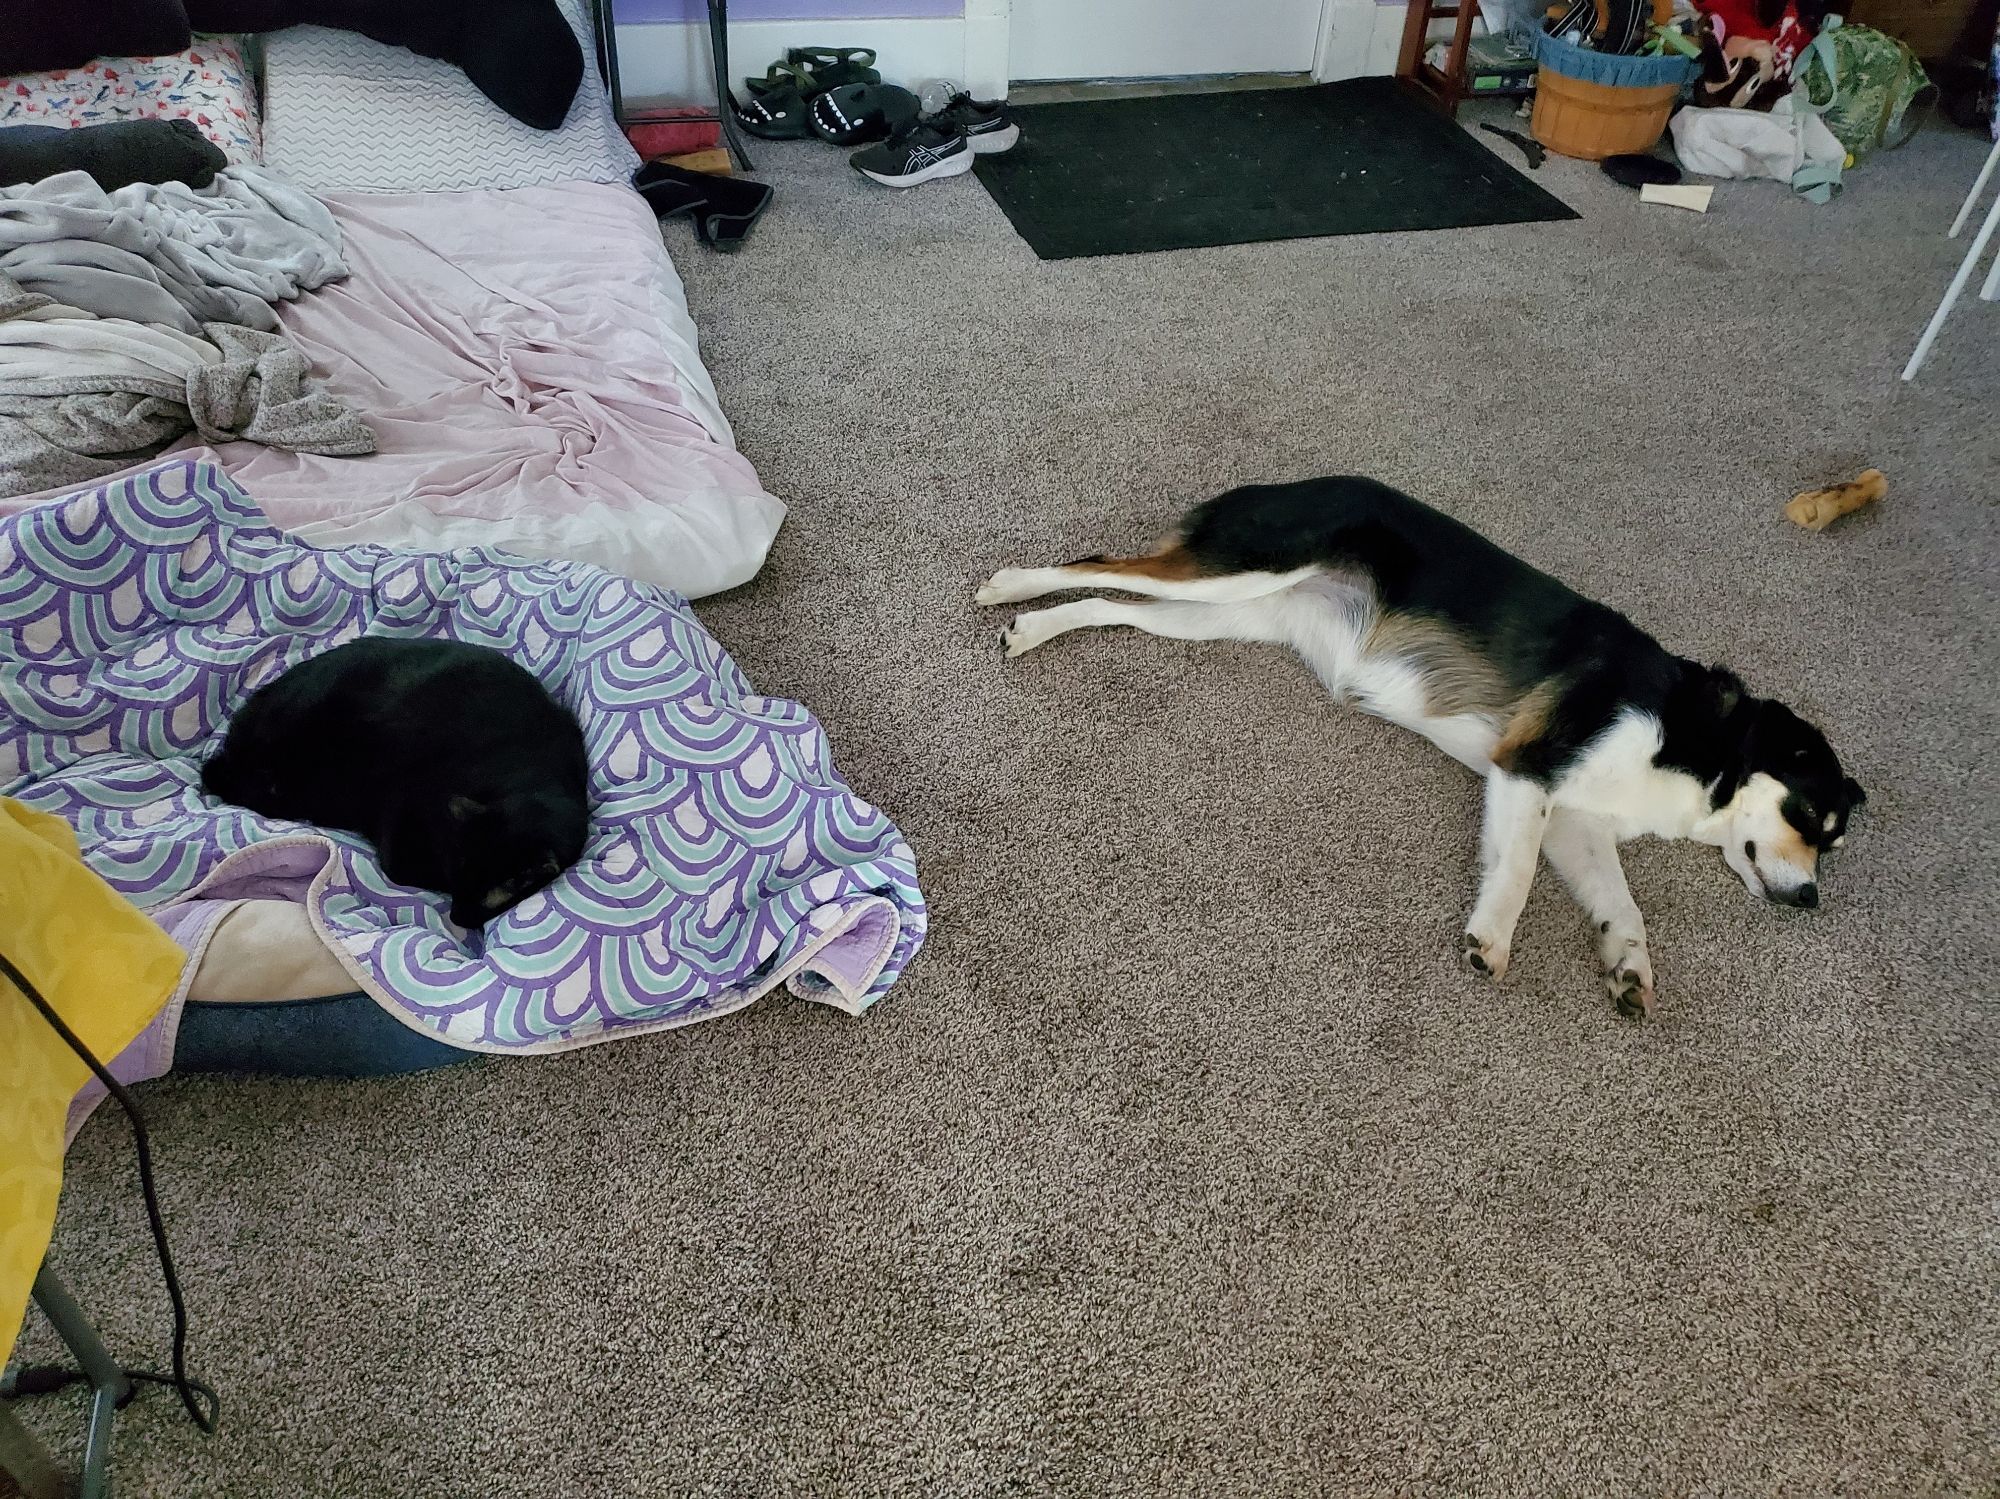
[1314,0,1410,80]
[614,9,1008,109]
[613,0,1401,113]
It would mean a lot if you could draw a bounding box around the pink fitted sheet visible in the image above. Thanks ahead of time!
[197,180,784,598]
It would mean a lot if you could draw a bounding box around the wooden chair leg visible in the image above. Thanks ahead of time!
[1441,0,1482,113]
[1399,0,1437,81]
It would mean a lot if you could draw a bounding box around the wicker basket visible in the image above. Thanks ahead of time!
[1531,69,1684,159]
[1523,29,1698,162]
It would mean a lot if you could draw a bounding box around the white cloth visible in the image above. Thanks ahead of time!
[1670,96,1846,185]
[0,302,220,394]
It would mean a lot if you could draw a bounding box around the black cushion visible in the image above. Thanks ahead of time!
[1,0,193,77]
[0,119,227,192]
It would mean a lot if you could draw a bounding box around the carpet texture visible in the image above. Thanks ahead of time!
[974,78,1579,258]
[17,105,2000,1497]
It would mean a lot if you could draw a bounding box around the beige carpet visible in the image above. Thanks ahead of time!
[19,104,2000,1496]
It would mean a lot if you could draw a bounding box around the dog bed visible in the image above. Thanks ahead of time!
[0,459,926,1056]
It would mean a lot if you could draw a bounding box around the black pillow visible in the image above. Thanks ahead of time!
[2,0,193,77]
[0,119,227,192]
[183,0,583,130]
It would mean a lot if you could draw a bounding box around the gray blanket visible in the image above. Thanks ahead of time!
[0,272,373,496]
[0,165,346,335]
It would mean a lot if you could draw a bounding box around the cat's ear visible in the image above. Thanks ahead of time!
[446,794,486,823]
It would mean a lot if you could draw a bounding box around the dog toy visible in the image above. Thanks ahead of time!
[1785,468,1886,531]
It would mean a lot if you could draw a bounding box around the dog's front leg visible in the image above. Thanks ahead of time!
[1462,770,1550,981]
[1542,809,1654,1018]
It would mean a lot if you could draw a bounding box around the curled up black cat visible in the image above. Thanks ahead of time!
[201,637,590,927]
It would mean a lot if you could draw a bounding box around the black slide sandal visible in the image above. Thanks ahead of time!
[633,162,775,252]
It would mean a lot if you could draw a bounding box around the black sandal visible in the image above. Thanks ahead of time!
[785,47,880,94]
[633,161,775,252]
[735,61,815,139]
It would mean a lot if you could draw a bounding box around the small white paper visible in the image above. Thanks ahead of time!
[1640,183,1715,213]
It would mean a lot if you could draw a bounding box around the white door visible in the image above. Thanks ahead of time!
[1010,0,1326,82]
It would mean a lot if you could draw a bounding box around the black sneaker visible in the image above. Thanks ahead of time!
[849,123,974,188]
[923,93,1020,155]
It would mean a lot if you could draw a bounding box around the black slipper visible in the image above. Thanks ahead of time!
[734,65,814,139]
[633,162,775,252]
[1602,153,1682,188]
[808,83,919,145]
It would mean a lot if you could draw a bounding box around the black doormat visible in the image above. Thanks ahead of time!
[973,77,1579,260]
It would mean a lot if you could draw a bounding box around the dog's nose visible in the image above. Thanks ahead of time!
[1775,882,1819,909]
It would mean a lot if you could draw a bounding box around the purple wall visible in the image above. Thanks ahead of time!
[617,0,962,19]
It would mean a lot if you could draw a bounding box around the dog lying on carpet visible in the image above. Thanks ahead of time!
[977,476,1864,1017]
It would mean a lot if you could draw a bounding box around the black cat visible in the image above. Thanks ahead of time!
[201,637,590,927]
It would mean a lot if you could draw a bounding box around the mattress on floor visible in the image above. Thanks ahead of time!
[195,179,785,599]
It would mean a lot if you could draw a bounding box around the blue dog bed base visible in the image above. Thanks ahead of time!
[175,994,472,1077]
[1,460,928,1057]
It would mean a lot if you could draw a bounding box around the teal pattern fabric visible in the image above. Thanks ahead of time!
[0,460,926,1053]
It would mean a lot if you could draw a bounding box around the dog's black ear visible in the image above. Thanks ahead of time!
[1844,775,1867,808]
[446,793,487,823]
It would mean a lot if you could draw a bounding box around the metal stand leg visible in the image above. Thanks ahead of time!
[709,0,755,172]
[32,1269,133,1499]
[1903,175,2000,381]
[1947,136,2000,238]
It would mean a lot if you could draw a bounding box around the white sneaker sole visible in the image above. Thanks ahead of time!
[857,150,975,188]
[967,122,1020,154]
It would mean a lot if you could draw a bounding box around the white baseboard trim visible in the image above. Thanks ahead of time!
[1314,0,1408,81]
[615,16,1007,112]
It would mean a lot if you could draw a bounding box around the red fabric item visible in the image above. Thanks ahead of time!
[624,117,723,159]
[1702,0,1810,68]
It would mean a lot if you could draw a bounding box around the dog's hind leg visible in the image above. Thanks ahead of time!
[1462,770,1550,983]
[977,541,1313,608]
[1542,809,1654,1018]
[999,597,1285,659]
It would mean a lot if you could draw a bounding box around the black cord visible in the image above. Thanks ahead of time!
[0,949,219,1434]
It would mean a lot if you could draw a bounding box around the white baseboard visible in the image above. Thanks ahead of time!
[615,16,1007,111]
[1314,0,1408,80]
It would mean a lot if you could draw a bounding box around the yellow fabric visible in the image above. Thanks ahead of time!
[0,797,183,1361]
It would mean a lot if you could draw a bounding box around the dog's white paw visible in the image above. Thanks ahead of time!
[1604,963,1654,1019]
[1462,930,1510,981]
[1594,924,1654,1019]
[976,569,1038,608]
[999,614,1051,658]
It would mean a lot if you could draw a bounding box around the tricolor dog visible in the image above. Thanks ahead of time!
[978,476,1864,1017]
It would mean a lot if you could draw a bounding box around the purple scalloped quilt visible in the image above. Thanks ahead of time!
[0,460,925,1052]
